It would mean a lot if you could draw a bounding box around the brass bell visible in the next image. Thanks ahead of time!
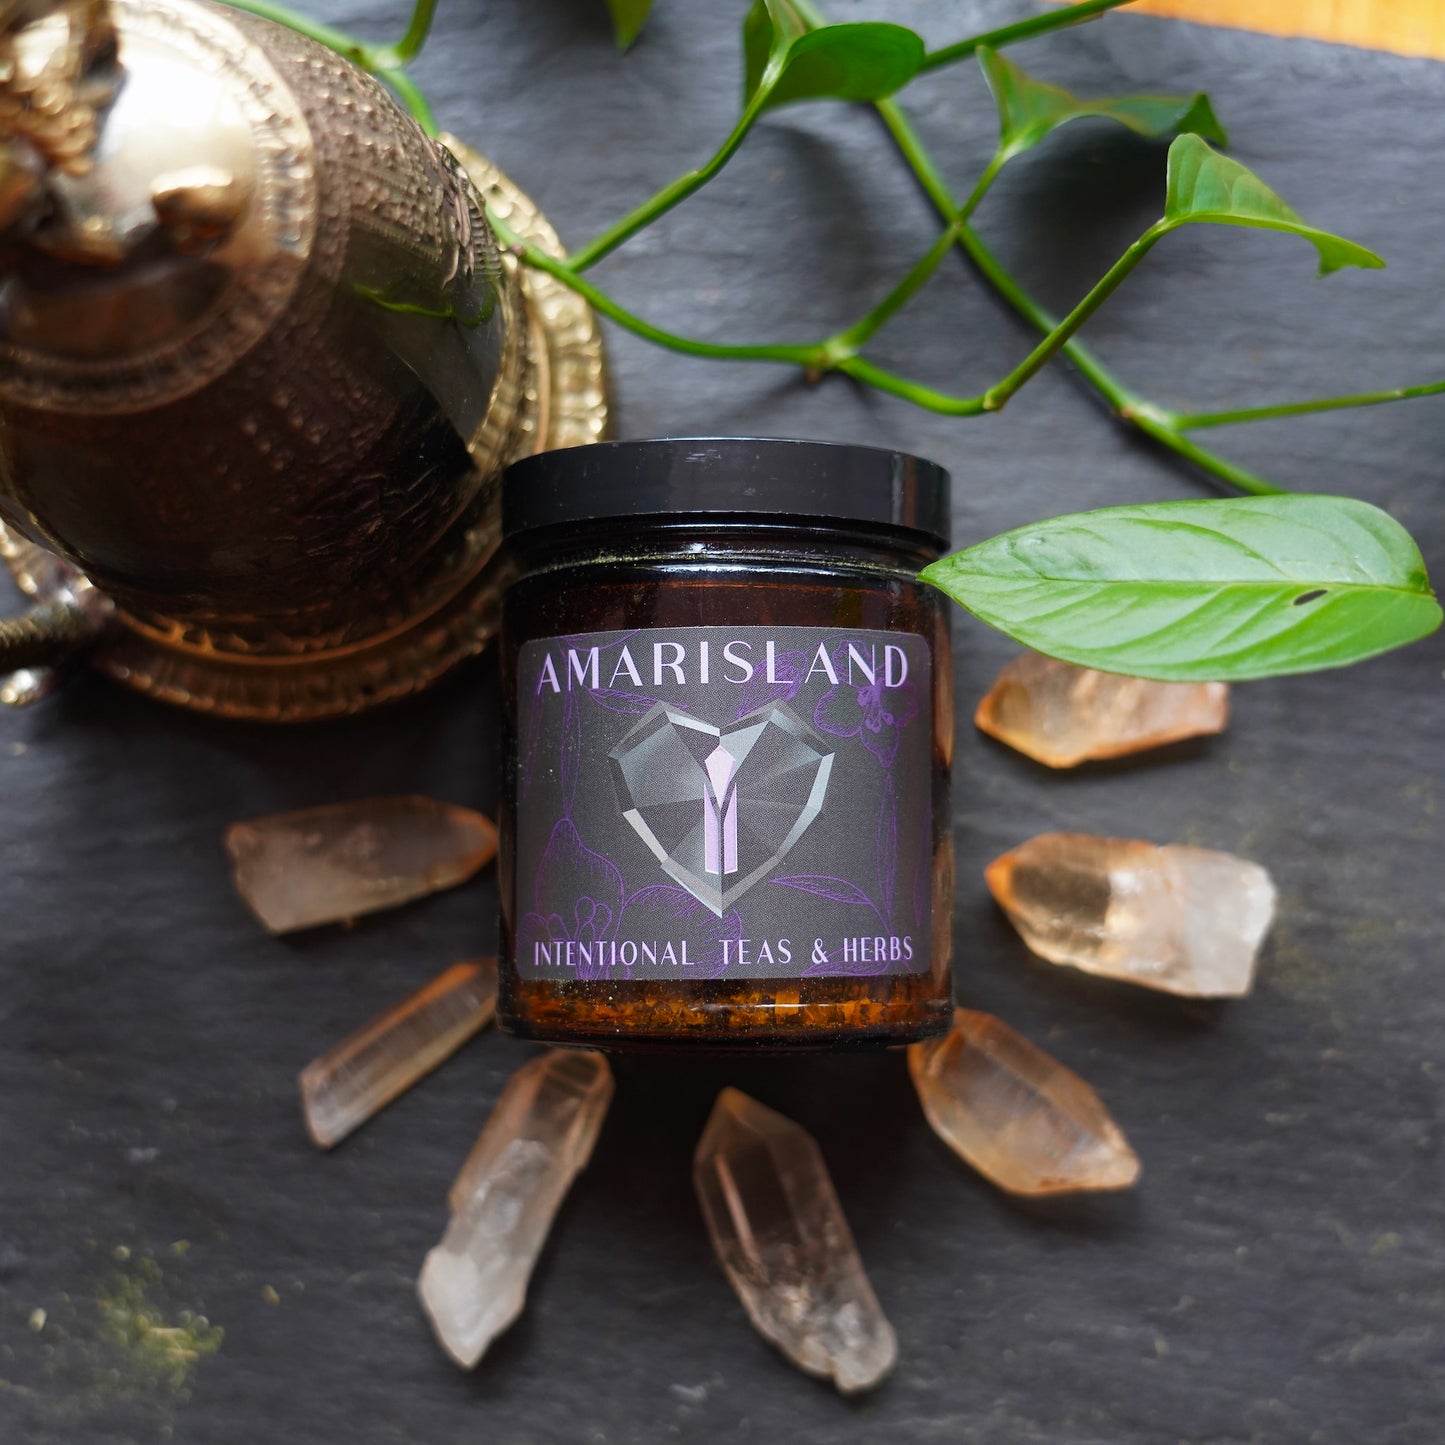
[0,0,606,719]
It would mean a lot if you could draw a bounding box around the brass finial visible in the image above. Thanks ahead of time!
[0,0,605,718]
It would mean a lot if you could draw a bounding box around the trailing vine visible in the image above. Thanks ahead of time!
[229,0,1442,502]
[220,0,1441,679]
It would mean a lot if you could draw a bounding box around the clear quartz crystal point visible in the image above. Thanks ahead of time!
[975,652,1229,768]
[419,1049,614,1369]
[909,1008,1140,1196]
[226,796,498,933]
[986,832,1276,998]
[298,959,498,1149]
[693,1087,896,1395]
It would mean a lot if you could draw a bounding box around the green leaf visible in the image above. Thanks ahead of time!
[742,0,924,112]
[762,23,925,111]
[604,0,654,49]
[921,495,1441,682]
[1164,134,1384,275]
[978,46,1227,162]
[743,0,807,104]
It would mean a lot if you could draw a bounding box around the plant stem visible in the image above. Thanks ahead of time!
[571,0,1136,276]
[490,212,825,364]
[874,92,1128,403]
[381,0,438,65]
[873,93,1283,494]
[963,217,1283,493]
[221,0,438,131]
[837,358,985,415]
[223,0,365,61]
[919,0,1140,73]
[380,67,438,135]
[567,90,771,273]
[491,210,990,414]
[829,226,959,353]
[502,225,1029,415]
[1124,405,1283,495]
[493,111,1016,402]
[237,0,1429,487]
[953,220,1130,404]
[983,221,1170,411]
[1175,377,1445,429]
[829,152,1004,354]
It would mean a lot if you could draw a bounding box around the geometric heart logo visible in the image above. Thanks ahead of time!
[608,701,833,916]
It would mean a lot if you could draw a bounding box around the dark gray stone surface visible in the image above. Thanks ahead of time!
[1,3,1442,1442]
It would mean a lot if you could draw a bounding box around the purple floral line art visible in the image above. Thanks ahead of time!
[772,866,917,979]
[734,648,808,720]
[584,686,695,717]
[517,670,547,807]
[913,817,931,931]
[876,774,897,920]
[559,690,582,816]
[769,872,906,978]
[802,951,898,979]
[769,873,887,926]
[519,632,701,803]
[518,819,742,981]
[814,641,919,769]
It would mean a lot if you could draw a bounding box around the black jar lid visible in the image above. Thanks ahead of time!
[502,437,951,550]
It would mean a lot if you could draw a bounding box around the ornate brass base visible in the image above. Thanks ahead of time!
[0,146,606,721]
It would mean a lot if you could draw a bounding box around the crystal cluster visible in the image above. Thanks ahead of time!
[226,795,497,933]
[693,1088,896,1394]
[986,832,1276,997]
[975,652,1229,768]
[419,1049,614,1369]
[910,1009,1139,1195]
[299,959,498,1149]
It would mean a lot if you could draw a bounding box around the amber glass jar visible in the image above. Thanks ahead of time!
[497,438,954,1051]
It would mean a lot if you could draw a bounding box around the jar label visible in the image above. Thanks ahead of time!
[513,626,934,981]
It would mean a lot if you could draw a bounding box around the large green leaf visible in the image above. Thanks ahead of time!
[604,0,654,50]
[742,0,924,112]
[978,46,1226,161]
[1164,134,1384,275]
[922,495,1441,681]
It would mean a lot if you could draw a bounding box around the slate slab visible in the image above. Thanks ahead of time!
[1,3,1441,1442]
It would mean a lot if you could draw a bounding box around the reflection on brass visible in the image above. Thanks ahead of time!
[149,164,247,251]
[0,0,606,720]
[0,0,119,179]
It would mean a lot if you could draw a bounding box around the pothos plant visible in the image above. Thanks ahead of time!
[233,0,1442,682]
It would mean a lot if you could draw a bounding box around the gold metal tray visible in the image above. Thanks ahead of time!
[0,146,607,720]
